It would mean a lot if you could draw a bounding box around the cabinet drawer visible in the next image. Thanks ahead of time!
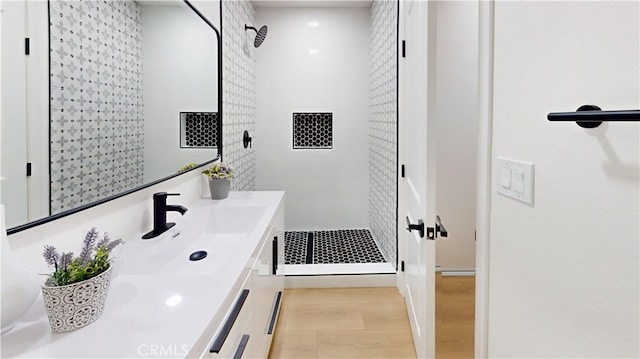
[203,289,252,359]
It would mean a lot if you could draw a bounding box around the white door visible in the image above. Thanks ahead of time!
[399,1,437,358]
[1,0,29,227]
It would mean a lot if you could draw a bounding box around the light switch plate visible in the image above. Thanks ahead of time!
[495,157,534,205]
[501,168,512,189]
[512,170,525,193]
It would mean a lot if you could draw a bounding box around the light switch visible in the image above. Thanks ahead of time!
[495,157,535,205]
[511,170,524,193]
[501,168,512,189]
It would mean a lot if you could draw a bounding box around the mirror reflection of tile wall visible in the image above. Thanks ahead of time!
[49,0,144,214]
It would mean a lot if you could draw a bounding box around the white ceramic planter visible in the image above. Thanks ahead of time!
[41,266,113,333]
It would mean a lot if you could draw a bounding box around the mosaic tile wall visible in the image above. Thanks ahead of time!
[222,0,256,191]
[368,0,398,265]
[292,113,333,149]
[182,112,218,148]
[49,0,144,214]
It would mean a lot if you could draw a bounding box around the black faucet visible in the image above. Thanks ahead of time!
[142,192,188,239]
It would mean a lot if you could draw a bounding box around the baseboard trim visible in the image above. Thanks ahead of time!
[441,269,476,277]
[285,273,396,288]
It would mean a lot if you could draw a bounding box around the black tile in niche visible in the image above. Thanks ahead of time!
[293,112,332,149]
[182,112,218,148]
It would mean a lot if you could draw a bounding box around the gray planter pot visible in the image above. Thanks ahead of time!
[208,178,231,199]
[41,265,113,333]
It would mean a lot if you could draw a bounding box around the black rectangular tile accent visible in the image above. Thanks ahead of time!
[292,112,333,149]
[306,232,314,264]
[181,112,218,148]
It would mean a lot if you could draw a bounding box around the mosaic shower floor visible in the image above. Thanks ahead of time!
[283,229,395,275]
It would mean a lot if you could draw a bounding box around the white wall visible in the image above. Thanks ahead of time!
[255,7,370,230]
[488,1,639,357]
[142,3,218,182]
[434,1,478,271]
[190,1,221,31]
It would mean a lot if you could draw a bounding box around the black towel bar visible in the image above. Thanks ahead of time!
[547,105,640,128]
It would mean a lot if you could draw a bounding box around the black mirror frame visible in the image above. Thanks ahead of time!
[184,0,223,159]
[7,0,223,235]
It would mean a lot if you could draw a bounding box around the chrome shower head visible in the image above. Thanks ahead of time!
[245,24,268,48]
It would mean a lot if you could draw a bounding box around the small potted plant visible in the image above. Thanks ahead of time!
[202,162,234,199]
[41,227,122,333]
[177,162,197,173]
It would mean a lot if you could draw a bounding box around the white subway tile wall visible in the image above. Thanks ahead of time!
[254,7,370,230]
[222,0,257,191]
[368,0,398,265]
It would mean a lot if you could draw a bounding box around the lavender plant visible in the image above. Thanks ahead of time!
[202,162,234,180]
[42,228,122,287]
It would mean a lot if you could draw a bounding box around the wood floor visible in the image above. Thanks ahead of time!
[269,274,475,359]
[435,274,475,358]
[268,287,416,358]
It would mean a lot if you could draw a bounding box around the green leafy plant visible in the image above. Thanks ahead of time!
[177,162,197,173]
[42,228,122,287]
[202,162,234,180]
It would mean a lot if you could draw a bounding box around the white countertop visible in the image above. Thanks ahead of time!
[1,191,284,359]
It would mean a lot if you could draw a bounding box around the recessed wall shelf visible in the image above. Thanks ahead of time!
[180,112,218,148]
[292,112,333,149]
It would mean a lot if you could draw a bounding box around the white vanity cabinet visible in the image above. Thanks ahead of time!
[249,205,285,359]
[200,200,285,359]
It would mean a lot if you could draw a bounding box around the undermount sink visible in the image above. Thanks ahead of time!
[117,204,267,277]
[117,233,246,276]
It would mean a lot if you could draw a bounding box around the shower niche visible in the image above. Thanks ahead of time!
[180,112,219,148]
[292,112,333,149]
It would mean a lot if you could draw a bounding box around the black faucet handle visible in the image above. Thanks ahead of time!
[152,192,180,200]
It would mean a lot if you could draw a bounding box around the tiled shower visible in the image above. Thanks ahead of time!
[223,0,397,274]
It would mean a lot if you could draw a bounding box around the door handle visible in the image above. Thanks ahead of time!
[406,216,425,238]
[435,215,448,238]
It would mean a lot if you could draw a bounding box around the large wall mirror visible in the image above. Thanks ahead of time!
[0,0,221,232]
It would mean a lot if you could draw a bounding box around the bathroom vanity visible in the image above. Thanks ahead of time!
[1,191,285,359]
